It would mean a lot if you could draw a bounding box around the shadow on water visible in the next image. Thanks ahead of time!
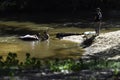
[0,12,120,30]
[0,24,42,36]
[49,45,84,59]
[0,12,93,27]
[0,13,77,23]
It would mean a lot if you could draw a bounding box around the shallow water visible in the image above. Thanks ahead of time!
[0,27,119,61]
[0,34,83,61]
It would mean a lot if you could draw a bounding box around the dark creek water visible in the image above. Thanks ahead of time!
[0,24,88,61]
[0,26,119,61]
[0,32,83,61]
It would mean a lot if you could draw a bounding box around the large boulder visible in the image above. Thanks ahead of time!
[61,35,85,43]
[56,32,96,44]
[84,30,120,60]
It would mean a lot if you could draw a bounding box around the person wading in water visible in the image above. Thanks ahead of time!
[94,8,102,36]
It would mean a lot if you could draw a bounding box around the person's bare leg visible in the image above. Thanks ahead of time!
[95,22,101,36]
[97,21,101,36]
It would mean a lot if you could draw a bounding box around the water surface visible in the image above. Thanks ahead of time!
[0,27,119,61]
[0,33,83,61]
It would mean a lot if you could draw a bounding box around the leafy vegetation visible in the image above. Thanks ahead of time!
[0,52,120,77]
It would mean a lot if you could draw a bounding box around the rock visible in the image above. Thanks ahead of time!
[84,31,96,35]
[56,32,96,44]
[61,35,85,43]
[56,33,81,39]
[19,34,39,41]
[84,30,120,60]
[19,31,49,41]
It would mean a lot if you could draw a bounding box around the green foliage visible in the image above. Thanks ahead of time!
[0,52,120,77]
[50,59,79,72]
[4,52,19,68]
[49,58,120,73]
[23,53,41,69]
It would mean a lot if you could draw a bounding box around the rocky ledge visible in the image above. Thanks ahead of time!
[58,31,96,44]
[83,30,120,60]
[58,30,120,60]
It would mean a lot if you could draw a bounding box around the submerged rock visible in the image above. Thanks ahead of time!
[19,31,49,41]
[19,34,39,41]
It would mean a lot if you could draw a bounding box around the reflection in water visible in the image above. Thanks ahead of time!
[45,40,50,49]
[31,41,38,50]
[30,40,50,50]
[0,26,119,60]
[0,36,83,60]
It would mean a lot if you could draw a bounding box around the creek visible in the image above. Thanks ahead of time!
[0,24,119,61]
[0,27,86,61]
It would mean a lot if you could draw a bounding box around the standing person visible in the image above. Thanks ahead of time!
[94,8,102,36]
